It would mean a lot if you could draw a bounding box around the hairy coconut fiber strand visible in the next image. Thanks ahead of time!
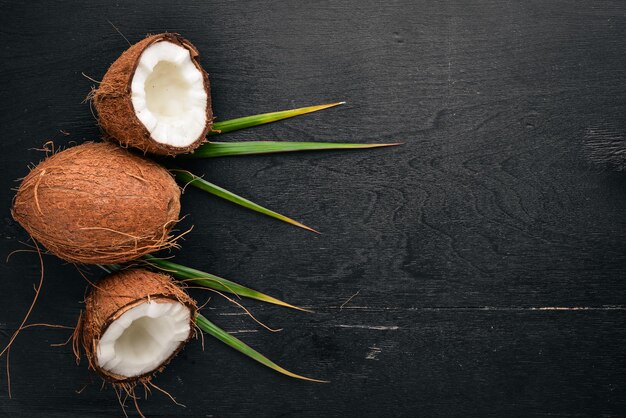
[11,142,181,264]
[94,33,212,156]
[80,269,197,383]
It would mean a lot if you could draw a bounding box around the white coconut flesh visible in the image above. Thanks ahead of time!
[131,41,208,148]
[96,300,191,378]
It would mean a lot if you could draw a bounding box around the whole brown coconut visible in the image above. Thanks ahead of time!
[79,269,197,384]
[11,142,181,264]
[93,33,213,156]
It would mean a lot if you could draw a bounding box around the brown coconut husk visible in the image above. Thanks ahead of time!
[79,268,197,384]
[11,142,182,264]
[93,33,213,156]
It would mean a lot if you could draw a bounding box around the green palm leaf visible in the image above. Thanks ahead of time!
[195,313,326,383]
[209,102,344,136]
[187,141,402,158]
[173,170,318,233]
[143,255,309,312]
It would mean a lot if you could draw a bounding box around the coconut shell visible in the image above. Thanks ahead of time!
[11,142,181,264]
[94,33,213,156]
[80,268,197,383]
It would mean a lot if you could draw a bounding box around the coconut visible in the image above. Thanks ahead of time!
[93,33,213,156]
[11,142,181,264]
[79,269,197,384]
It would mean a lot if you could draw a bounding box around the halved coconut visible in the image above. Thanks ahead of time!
[80,269,197,383]
[11,142,181,264]
[94,33,212,156]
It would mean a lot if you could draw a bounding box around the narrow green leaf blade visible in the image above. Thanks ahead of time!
[196,314,327,383]
[143,255,309,312]
[209,102,344,136]
[188,141,402,158]
[173,170,318,233]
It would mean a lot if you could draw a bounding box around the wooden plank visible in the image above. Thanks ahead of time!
[1,0,626,416]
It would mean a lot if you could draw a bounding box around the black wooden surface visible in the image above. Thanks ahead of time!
[1,1,626,416]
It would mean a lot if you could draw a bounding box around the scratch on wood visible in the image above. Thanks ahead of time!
[226,330,259,334]
[366,346,382,360]
[483,306,626,311]
[336,324,399,330]
[340,290,361,309]
[529,306,625,311]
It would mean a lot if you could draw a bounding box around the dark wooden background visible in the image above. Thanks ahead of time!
[1,1,626,416]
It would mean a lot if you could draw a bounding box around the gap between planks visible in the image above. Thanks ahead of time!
[214,306,626,315]
[333,305,626,312]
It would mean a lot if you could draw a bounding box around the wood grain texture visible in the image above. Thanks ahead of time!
[1,0,626,416]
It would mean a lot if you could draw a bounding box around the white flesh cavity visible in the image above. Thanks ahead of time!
[131,41,207,148]
[97,300,191,378]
